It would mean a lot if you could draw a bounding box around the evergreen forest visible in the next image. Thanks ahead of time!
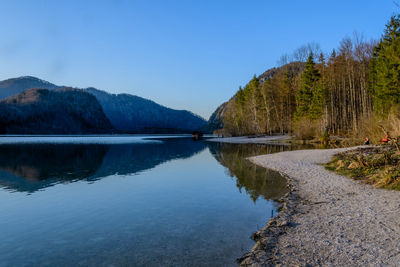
[219,14,400,142]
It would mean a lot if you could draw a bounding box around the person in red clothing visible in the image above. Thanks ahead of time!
[382,134,389,144]
[363,137,370,145]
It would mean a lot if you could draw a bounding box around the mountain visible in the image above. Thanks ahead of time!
[202,102,228,133]
[0,76,60,99]
[0,76,207,133]
[0,88,113,134]
[258,61,304,82]
[86,88,206,133]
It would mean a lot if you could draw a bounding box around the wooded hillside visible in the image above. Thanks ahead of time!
[216,14,400,139]
[0,88,113,134]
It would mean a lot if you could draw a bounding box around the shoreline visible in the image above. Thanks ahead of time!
[239,147,400,266]
[206,135,290,144]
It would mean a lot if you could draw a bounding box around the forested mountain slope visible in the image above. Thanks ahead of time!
[0,76,60,99]
[0,88,113,134]
[0,76,206,133]
[202,102,228,133]
[86,88,206,133]
[208,62,304,134]
[212,14,400,138]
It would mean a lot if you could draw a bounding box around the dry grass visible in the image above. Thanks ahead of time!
[293,118,322,140]
[352,115,382,144]
[387,109,400,138]
[344,106,400,147]
[325,147,400,190]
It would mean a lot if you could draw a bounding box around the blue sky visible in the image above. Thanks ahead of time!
[0,0,397,118]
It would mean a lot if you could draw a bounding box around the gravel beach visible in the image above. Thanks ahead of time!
[206,135,290,144]
[240,147,400,266]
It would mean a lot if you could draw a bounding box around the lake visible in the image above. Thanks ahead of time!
[0,136,290,266]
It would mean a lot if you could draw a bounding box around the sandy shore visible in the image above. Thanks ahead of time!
[240,147,400,266]
[206,135,290,144]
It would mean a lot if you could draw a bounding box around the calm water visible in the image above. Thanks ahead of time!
[0,136,291,266]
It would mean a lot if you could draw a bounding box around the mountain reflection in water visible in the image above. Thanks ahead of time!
[0,138,207,193]
[0,137,303,266]
[0,138,294,201]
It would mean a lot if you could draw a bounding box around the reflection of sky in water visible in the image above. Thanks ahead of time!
[0,138,288,266]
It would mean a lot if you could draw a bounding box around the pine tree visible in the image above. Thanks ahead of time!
[330,49,336,61]
[370,14,400,117]
[295,53,321,119]
[309,82,327,120]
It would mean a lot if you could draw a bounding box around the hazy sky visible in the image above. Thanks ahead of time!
[0,0,397,119]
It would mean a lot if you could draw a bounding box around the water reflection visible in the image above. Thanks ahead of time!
[0,137,295,266]
[0,139,296,202]
[208,143,290,201]
[0,138,207,193]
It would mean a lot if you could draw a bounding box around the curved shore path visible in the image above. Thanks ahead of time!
[240,147,400,266]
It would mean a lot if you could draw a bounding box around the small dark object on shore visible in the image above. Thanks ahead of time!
[364,137,370,145]
[192,131,203,140]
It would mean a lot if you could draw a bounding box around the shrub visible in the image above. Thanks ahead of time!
[293,118,321,140]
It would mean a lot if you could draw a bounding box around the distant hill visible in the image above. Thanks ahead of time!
[0,76,207,133]
[0,88,113,134]
[0,76,60,99]
[86,88,206,133]
[258,61,304,82]
[201,102,228,133]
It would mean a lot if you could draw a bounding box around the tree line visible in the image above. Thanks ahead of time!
[220,14,400,139]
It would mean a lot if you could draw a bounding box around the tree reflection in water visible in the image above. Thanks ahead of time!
[208,142,299,202]
[0,138,309,201]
